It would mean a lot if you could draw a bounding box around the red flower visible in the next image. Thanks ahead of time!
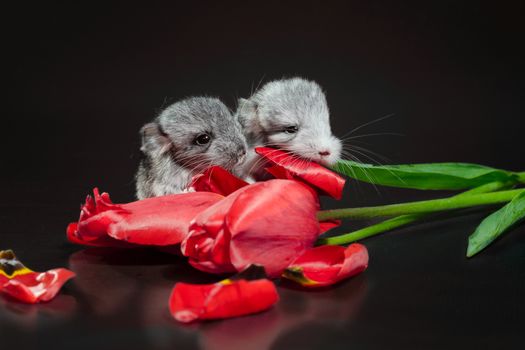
[169,265,278,323]
[0,250,75,303]
[255,147,346,200]
[191,166,249,196]
[182,179,321,278]
[67,188,223,247]
[282,244,368,287]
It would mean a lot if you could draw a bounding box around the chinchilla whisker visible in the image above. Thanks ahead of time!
[338,150,365,195]
[342,148,406,186]
[250,75,267,97]
[348,144,393,164]
[187,159,214,175]
[341,149,381,186]
[340,132,404,142]
[343,152,382,195]
[339,113,396,139]
[245,149,286,175]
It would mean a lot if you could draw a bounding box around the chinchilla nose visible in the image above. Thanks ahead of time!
[234,147,247,163]
[237,147,246,158]
[318,150,331,156]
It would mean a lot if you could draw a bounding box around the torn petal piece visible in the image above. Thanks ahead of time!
[283,244,368,287]
[0,250,75,303]
[255,147,346,199]
[169,265,278,323]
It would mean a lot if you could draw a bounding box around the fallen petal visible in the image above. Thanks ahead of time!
[283,244,368,287]
[169,266,278,323]
[0,250,75,303]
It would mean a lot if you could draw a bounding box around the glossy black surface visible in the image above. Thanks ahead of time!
[2,2,524,349]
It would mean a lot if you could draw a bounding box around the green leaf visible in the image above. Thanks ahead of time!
[332,160,517,190]
[467,191,525,257]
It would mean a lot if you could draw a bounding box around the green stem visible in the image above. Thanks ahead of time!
[317,181,511,246]
[316,189,524,221]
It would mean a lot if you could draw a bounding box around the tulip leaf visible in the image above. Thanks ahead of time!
[332,160,518,190]
[467,191,525,257]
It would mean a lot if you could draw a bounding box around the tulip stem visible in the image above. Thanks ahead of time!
[316,188,525,222]
[317,181,512,246]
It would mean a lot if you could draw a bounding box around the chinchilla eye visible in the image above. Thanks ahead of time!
[283,126,299,134]
[194,133,211,145]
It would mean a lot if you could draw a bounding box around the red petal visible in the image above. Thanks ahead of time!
[191,166,249,196]
[283,244,368,287]
[182,191,241,274]
[318,219,341,234]
[182,179,321,278]
[0,250,75,304]
[1,269,76,303]
[169,279,278,322]
[109,192,224,245]
[67,189,223,247]
[255,147,346,200]
[66,222,137,247]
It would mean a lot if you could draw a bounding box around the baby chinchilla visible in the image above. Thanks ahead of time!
[235,77,342,180]
[136,97,247,199]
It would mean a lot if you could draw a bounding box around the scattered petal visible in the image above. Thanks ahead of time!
[283,244,368,287]
[169,265,278,322]
[0,250,75,303]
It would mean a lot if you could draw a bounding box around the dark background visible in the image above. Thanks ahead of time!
[1,1,524,349]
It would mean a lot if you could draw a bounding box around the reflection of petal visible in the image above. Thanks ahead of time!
[68,249,139,316]
[199,277,368,350]
[140,260,222,327]
[0,295,77,329]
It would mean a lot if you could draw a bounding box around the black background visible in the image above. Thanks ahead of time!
[1,1,524,349]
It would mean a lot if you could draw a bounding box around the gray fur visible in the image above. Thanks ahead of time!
[136,97,247,199]
[235,77,342,179]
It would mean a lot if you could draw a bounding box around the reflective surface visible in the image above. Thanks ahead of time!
[2,1,525,349]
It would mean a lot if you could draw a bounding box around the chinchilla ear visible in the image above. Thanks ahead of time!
[236,98,258,127]
[140,122,172,155]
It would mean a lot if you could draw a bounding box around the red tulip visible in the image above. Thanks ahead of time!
[182,179,321,278]
[282,244,368,287]
[0,250,75,303]
[255,147,346,200]
[169,266,279,323]
[190,164,340,234]
[67,188,223,247]
[191,166,249,196]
